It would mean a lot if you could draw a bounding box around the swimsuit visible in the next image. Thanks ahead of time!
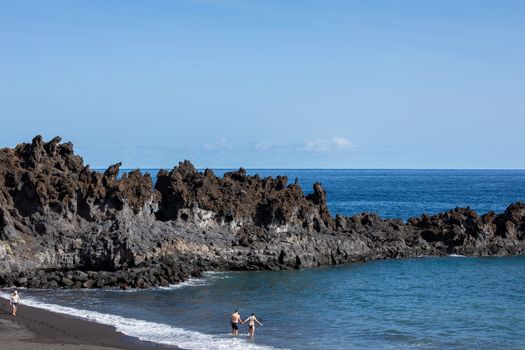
[231,322,238,330]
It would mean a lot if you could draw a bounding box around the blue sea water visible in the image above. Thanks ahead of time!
[6,170,525,349]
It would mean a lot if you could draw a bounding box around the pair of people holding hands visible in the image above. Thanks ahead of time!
[230,310,263,336]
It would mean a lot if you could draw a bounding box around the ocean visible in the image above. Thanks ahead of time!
[4,169,525,349]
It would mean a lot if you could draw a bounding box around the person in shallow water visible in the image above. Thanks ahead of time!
[10,290,21,316]
[230,310,244,335]
[244,313,263,337]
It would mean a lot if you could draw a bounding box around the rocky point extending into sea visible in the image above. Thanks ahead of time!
[0,136,524,289]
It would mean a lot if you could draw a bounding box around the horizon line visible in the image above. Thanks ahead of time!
[91,166,525,171]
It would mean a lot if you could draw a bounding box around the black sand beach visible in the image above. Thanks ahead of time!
[0,297,179,350]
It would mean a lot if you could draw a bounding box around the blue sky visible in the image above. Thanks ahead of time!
[1,0,524,169]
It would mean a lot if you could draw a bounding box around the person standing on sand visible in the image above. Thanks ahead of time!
[230,310,244,335]
[244,313,263,337]
[10,291,21,316]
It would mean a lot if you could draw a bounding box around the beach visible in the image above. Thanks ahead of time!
[0,298,178,350]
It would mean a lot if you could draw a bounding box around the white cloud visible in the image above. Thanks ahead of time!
[254,141,290,151]
[304,137,356,152]
[204,138,232,151]
[251,137,356,154]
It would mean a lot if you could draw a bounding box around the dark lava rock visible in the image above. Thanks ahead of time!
[0,136,524,289]
[61,277,74,287]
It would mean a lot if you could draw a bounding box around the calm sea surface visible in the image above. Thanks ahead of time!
[7,170,525,349]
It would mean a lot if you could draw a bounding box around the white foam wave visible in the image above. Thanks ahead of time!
[448,254,467,257]
[161,272,230,290]
[0,292,283,350]
[87,271,231,293]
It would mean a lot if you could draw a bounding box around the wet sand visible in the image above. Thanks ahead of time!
[0,298,179,350]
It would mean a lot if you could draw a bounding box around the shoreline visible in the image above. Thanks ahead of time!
[0,297,180,350]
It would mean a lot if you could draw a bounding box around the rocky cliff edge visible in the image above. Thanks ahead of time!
[1,136,524,289]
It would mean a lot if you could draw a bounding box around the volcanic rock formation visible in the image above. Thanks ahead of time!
[0,136,524,289]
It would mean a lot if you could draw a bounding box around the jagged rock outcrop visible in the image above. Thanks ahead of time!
[0,136,524,289]
[154,160,334,233]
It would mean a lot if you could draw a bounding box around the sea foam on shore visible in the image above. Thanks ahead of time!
[0,291,283,350]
